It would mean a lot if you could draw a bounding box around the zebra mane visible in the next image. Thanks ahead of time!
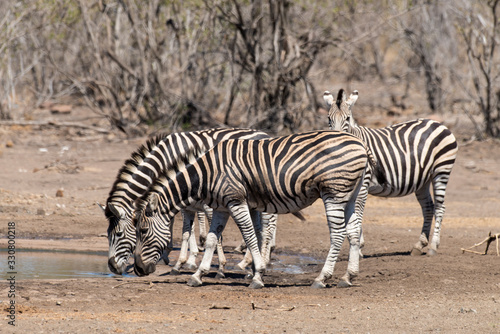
[106,133,170,202]
[134,145,206,216]
[336,88,346,108]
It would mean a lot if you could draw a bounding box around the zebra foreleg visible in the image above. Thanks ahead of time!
[185,223,199,270]
[171,210,197,275]
[188,211,229,287]
[412,184,434,256]
[200,205,227,278]
[160,219,175,266]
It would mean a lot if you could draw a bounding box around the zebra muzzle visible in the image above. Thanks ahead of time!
[133,256,156,276]
[108,256,127,275]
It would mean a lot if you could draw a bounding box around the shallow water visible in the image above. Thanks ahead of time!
[1,248,323,279]
[1,249,115,280]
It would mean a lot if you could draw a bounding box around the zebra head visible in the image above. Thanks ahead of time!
[323,89,358,133]
[105,202,136,275]
[133,192,172,277]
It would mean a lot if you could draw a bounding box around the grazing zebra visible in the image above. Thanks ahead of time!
[103,128,271,276]
[324,89,458,257]
[133,129,385,289]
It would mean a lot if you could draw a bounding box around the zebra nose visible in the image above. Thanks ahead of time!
[133,255,156,276]
[108,257,125,275]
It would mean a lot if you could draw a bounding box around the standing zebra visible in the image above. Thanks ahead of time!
[324,89,458,258]
[104,128,271,276]
[133,130,383,288]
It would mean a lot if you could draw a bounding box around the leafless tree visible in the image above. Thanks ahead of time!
[455,0,500,138]
[398,1,458,112]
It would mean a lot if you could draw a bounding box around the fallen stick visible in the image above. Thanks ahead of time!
[461,232,500,256]
[0,120,110,134]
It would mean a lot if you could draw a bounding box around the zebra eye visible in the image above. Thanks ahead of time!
[116,231,123,237]
[140,226,149,234]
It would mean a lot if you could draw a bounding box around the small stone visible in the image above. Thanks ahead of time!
[56,301,62,306]
[37,208,46,216]
[6,140,14,148]
[56,189,64,197]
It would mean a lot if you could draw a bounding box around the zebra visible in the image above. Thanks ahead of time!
[103,128,272,276]
[133,129,385,289]
[323,89,458,258]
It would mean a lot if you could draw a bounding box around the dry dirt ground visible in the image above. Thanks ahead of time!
[1,105,500,333]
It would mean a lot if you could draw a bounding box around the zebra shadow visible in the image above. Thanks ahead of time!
[361,250,412,259]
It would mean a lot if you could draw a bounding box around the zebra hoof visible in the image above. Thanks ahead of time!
[337,279,352,288]
[410,248,423,256]
[187,276,203,287]
[248,280,264,289]
[311,281,326,289]
[170,268,181,276]
[427,248,438,257]
[184,263,198,271]
[215,271,226,279]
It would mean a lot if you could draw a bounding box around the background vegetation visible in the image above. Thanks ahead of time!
[0,0,499,138]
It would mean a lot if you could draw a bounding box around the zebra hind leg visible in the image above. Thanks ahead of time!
[412,184,434,256]
[337,212,362,288]
[428,175,450,256]
[312,197,348,289]
[215,235,226,279]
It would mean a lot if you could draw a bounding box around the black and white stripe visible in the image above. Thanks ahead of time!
[324,89,458,258]
[133,129,375,289]
[104,128,271,275]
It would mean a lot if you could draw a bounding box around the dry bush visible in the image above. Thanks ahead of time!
[1,0,499,138]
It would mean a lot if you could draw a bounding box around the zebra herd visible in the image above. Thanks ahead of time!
[103,89,458,289]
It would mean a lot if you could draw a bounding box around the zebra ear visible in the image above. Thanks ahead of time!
[96,202,106,213]
[146,193,160,213]
[346,90,359,109]
[108,203,126,219]
[323,91,334,109]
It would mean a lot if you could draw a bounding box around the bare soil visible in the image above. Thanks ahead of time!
[1,105,500,333]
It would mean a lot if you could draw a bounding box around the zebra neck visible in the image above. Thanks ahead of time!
[158,165,202,216]
[348,124,365,140]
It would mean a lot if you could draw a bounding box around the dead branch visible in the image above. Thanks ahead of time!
[461,232,500,256]
[0,120,110,134]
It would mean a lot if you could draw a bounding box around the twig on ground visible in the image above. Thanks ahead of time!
[0,120,110,134]
[112,281,154,289]
[461,231,500,256]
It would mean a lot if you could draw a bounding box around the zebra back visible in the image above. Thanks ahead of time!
[324,89,458,197]
[140,130,370,216]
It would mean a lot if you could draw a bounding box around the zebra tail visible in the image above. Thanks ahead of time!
[292,211,306,221]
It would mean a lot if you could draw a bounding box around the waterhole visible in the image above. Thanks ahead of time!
[1,249,113,280]
[1,248,323,279]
